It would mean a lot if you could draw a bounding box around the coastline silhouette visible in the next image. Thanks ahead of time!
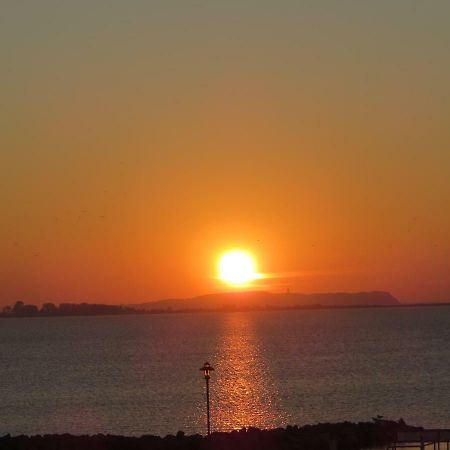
[0,291,401,318]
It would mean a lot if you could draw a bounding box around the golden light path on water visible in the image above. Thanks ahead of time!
[208,313,289,432]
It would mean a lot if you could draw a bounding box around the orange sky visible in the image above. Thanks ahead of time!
[1,2,450,305]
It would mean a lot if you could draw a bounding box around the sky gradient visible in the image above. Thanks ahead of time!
[1,1,450,305]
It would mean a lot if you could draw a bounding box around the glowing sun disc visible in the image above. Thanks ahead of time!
[218,250,259,286]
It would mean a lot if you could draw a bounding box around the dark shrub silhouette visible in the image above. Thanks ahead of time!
[0,419,420,450]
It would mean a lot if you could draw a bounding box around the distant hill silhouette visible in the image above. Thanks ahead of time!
[0,292,401,318]
[131,291,399,312]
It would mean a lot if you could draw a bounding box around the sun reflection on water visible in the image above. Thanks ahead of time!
[210,313,288,432]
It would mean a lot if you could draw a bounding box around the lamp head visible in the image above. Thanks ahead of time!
[200,362,214,379]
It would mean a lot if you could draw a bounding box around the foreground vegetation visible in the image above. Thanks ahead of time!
[0,419,420,450]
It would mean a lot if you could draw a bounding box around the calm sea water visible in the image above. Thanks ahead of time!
[0,306,449,436]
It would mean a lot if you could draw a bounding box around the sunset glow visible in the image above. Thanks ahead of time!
[218,250,260,287]
[1,2,450,305]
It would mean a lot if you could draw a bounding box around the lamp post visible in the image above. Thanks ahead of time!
[200,362,214,435]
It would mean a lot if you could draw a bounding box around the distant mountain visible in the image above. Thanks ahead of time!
[131,291,399,312]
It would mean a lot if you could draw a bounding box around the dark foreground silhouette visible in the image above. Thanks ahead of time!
[0,419,420,450]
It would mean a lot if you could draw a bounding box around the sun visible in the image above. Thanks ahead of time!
[218,250,260,287]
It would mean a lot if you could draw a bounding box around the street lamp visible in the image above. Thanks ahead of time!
[200,362,214,435]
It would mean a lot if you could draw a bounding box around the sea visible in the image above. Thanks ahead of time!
[0,306,449,436]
